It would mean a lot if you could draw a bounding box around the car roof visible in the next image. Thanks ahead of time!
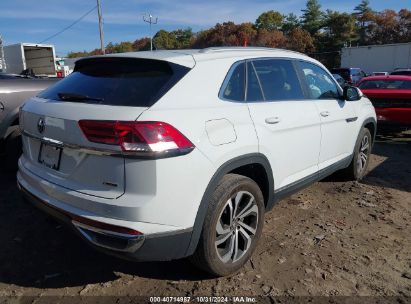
[77,47,314,68]
[360,75,411,81]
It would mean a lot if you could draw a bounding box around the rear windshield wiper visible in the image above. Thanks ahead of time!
[58,92,104,102]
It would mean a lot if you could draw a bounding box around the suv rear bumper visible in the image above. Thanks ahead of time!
[17,173,193,261]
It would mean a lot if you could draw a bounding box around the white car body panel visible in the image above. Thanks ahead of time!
[17,47,377,261]
[315,99,357,170]
[247,100,321,189]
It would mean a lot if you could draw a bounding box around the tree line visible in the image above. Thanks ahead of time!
[67,0,411,68]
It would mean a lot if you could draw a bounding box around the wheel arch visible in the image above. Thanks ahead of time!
[361,117,377,145]
[185,153,274,256]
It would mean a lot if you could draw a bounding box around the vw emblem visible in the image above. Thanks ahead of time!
[37,118,45,133]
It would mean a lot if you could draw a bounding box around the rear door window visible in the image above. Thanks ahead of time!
[246,61,264,102]
[38,58,190,107]
[249,59,304,101]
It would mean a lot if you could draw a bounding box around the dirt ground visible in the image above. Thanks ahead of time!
[0,131,410,302]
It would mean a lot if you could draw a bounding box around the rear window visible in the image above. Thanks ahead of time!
[359,79,411,90]
[39,58,190,107]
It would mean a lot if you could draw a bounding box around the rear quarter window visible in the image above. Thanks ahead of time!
[38,58,190,107]
[220,62,245,101]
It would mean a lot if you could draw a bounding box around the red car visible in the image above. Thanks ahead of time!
[358,75,411,130]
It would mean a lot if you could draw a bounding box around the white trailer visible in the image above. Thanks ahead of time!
[341,42,411,74]
[3,43,57,77]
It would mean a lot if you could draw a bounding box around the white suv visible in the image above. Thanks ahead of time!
[17,47,376,276]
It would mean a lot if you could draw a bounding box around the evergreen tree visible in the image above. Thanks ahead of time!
[353,0,374,44]
[301,0,324,35]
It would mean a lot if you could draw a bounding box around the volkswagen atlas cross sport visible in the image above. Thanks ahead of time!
[18,47,376,276]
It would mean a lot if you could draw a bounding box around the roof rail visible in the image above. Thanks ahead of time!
[198,46,305,56]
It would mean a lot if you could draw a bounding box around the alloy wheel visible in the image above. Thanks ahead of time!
[357,134,370,175]
[215,191,259,263]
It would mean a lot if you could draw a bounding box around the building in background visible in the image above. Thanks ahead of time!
[341,42,411,74]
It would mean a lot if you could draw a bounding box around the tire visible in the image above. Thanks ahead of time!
[341,128,372,181]
[5,126,22,173]
[190,174,265,276]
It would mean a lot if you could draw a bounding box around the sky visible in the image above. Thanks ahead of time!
[0,0,408,57]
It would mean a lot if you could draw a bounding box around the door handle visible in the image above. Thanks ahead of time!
[320,111,330,117]
[265,117,281,124]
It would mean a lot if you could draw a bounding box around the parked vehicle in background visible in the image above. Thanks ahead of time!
[0,73,26,79]
[18,47,376,276]
[330,67,367,86]
[0,77,58,170]
[332,73,348,88]
[358,75,411,131]
[3,43,57,77]
[341,42,411,73]
[390,69,411,76]
[372,72,389,76]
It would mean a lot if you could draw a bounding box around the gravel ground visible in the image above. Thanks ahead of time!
[0,131,410,302]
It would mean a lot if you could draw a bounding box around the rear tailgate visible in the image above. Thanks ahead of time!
[21,98,147,199]
[20,56,192,199]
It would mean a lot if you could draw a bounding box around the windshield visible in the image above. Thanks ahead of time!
[390,70,411,76]
[39,57,190,107]
[359,79,411,90]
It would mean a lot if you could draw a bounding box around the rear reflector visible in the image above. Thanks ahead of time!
[79,120,194,158]
[72,215,142,236]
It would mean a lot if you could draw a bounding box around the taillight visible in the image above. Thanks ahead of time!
[78,120,195,158]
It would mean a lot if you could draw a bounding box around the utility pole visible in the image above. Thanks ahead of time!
[96,0,105,54]
[0,35,5,72]
[143,13,158,51]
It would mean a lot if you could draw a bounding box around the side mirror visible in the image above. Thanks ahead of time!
[343,86,363,101]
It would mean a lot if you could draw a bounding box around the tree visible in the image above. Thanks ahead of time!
[192,22,252,48]
[286,28,315,53]
[255,11,283,31]
[353,0,375,44]
[238,22,258,46]
[370,10,400,44]
[153,30,178,49]
[324,10,357,47]
[255,29,287,48]
[106,41,134,53]
[172,28,194,48]
[132,37,151,51]
[282,13,300,34]
[67,50,89,58]
[398,9,411,42]
[354,0,373,17]
[301,0,324,35]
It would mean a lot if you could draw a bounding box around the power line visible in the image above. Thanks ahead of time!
[39,5,97,44]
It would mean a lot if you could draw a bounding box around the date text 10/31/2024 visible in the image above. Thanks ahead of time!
[150,296,257,303]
